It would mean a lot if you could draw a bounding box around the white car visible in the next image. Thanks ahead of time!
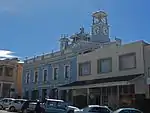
[0,98,15,110]
[8,99,27,112]
[74,105,113,113]
[113,108,143,113]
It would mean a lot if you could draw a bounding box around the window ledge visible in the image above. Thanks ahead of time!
[119,67,136,71]
[98,71,112,74]
[79,74,92,76]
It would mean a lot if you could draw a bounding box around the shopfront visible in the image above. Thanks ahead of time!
[59,74,145,108]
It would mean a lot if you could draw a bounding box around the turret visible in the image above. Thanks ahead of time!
[59,34,70,50]
[91,10,110,43]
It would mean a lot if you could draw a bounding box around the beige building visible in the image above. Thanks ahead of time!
[0,58,23,98]
[59,40,150,108]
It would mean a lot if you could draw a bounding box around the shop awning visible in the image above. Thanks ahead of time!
[58,74,143,90]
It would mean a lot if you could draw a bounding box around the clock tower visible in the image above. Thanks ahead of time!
[91,11,110,43]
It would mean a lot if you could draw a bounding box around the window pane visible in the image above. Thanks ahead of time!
[65,66,70,78]
[34,71,38,83]
[98,58,112,73]
[44,70,47,81]
[0,67,2,76]
[119,53,136,70]
[79,62,91,76]
[26,72,30,83]
[54,68,58,80]
[5,67,13,76]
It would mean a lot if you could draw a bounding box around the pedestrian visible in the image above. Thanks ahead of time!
[21,101,29,113]
[35,102,42,113]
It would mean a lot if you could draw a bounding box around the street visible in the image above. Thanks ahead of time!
[0,110,17,113]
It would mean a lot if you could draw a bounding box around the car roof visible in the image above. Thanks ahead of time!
[88,105,108,108]
[46,98,64,102]
[3,98,15,100]
[15,99,27,101]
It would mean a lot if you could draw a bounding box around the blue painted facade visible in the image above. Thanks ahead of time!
[22,55,77,100]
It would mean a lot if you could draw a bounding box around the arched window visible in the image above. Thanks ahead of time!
[34,71,38,83]
[26,72,30,83]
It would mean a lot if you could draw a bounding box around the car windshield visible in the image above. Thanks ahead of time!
[47,100,63,106]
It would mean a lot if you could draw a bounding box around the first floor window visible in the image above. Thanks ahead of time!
[5,67,13,76]
[79,61,91,76]
[119,53,136,70]
[53,67,58,80]
[0,66,2,76]
[64,65,70,79]
[97,58,112,73]
[26,72,30,83]
[43,69,48,82]
[34,71,38,83]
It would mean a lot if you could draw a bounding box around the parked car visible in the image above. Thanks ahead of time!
[7,99,27,112]
[0,98,15,110]
[113,108,143,113]
[21,100,45,113]
[74,105,113,113]
[45,98,79,113]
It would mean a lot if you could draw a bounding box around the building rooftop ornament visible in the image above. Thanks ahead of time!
[59,34,70,42]
[92,10,107,19]
[70,27,90,44]
[79,27,84,34]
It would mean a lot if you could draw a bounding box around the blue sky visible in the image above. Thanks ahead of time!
[0,0,149,59]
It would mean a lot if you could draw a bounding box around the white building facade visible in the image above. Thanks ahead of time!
[59,40,150,108]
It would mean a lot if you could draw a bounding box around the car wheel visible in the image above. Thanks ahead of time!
[9,106,15,112]
[0,105,3,110]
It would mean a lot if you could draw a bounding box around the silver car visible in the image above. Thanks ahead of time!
[74,105,113,113]
[0,98,15,110]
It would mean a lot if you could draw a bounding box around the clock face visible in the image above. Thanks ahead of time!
[103,26,108,35]
[101,18,106,23]
[93,26,100,35]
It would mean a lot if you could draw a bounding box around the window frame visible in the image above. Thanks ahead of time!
[0,66,3,76]
[64,65,70,79]
[43,69,48,82]
[25,72,30,84]
[34,70,38,83]
[119,52,136,71]
[53,67,59,80]
[97,57,112,74]
[5,67,13,77]
[78,61,91,76]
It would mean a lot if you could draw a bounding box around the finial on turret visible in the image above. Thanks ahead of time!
[79,27,84,34]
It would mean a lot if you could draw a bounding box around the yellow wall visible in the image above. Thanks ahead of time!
[16,63,23,96]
